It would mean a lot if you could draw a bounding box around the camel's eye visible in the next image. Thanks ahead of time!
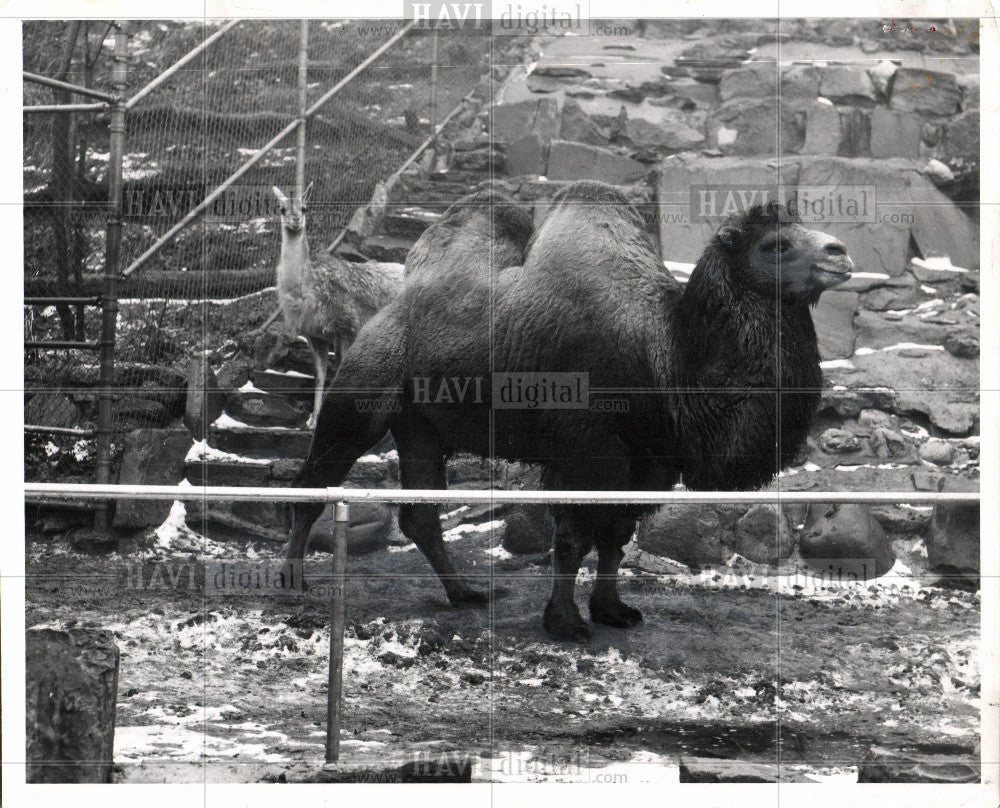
[762,237,791,254]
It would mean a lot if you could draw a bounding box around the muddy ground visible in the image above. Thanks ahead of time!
[26,508,980,784]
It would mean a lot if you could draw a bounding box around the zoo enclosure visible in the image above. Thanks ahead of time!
[24,480,982,763]
[24,19,489,518]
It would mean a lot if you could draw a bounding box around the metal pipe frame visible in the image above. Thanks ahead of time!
[124,19,242,110]
[23,70,119,102]
[122,20,417,279]
[23,483,980,507]
[24,103,107,114]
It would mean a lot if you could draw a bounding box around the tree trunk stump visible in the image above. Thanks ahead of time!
[26,627,120,783]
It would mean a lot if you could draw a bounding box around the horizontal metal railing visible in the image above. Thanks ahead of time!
[23,483,980,507]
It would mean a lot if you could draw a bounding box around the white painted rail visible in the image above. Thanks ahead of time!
[23,482,979,506]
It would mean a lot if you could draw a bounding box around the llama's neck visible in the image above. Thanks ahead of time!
[277,228,311,292]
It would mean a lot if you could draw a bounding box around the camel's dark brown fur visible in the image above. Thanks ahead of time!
[283,183,853,642]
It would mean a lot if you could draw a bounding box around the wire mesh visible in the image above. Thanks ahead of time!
[24,20,489,485]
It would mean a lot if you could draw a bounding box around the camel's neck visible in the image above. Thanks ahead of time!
[673,251,818,387]
[277,228,311,290]
[665,250,822,489]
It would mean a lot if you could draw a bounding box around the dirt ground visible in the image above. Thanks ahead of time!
[25,509,980,784]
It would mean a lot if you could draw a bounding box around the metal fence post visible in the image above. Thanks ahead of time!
[325,500,350,764]
[296,19,308,201]
[93,22,126,531]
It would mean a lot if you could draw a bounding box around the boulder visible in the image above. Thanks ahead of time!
[779,64,820,110]
[906,172,979,271]
[653,77,718,109]
[546,140,647,184]
[504,133,547,177]
[114,428,193,530]
[26,393,81,431]
[926,501,979,578]
[636,505,742,569]
[819,427,862,454]
[501,505,553,554]
[707,99,802,155]
[818,64,877,103]
[796,157,911,276]
[733,504,794,565]
[838,108,870,157]
[867,60,898,99]
[226,389,306,428]
[490,98,560,144]
[680,756,815,783]
[869,108,922,159]
[919,438,955,466]
[308,501,397,556]
[718,61,778,102]
[811,290,859,360]
[184,357,225,439]
[939,109,979,159]
[558,98,613,146]
[921,158,955,187]
[957,73,979,110]
[944,327,979,358]
[624,112,704,151]
[657,155,791,262]
[800,100,841,155]
[890,68,961,116]
[858,745,980,783]
[799,503,895,580]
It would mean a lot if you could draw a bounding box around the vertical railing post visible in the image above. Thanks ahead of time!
[93,22,126,532]
[325,501,350,764]
[295,19,308,202]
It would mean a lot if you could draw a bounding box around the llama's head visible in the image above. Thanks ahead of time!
[272,184,312,236]
[713,201,854,304]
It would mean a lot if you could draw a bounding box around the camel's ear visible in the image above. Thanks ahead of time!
[272,186,289,205]
[717,225,742,250]
[301,181,314,205]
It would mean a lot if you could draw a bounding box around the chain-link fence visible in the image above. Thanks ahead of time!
[24,19,489,488]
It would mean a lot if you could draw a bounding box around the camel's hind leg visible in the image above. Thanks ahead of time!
[543,505,598,642]
[393,411,489,608]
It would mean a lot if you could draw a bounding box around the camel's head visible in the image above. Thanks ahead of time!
[272,183,312,236]
[714,201,853,303]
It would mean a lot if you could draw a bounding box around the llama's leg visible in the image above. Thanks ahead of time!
[590,512,643,629]
[394,414,489,608]
[306,336,330,431]
[542,507,595,642]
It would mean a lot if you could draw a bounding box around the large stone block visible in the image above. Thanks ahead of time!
[490,98,560,143]
[796,157,911,276]
[504,133,547,177]
[905,171,979,270]
[818,64,877,103]
[890,68,961,115]
[779,63,821,110]
[869,107,922,158]
[811,290,859,360]
[799,503,895,579]
[114,428,193,530]
[718,61,779,102]
[939,109,979,159]
[558,98,613,146]
[707,99,803,155]
[546,140,647,184]
[657,155,793,263]
[801,100,841,155]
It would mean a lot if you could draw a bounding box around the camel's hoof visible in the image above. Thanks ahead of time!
[278,562,309,592]
[447,585,491,608]
[590,597,643,629]
[543,601,593,643]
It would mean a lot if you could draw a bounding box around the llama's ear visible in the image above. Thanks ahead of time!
[717,225,742,249]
